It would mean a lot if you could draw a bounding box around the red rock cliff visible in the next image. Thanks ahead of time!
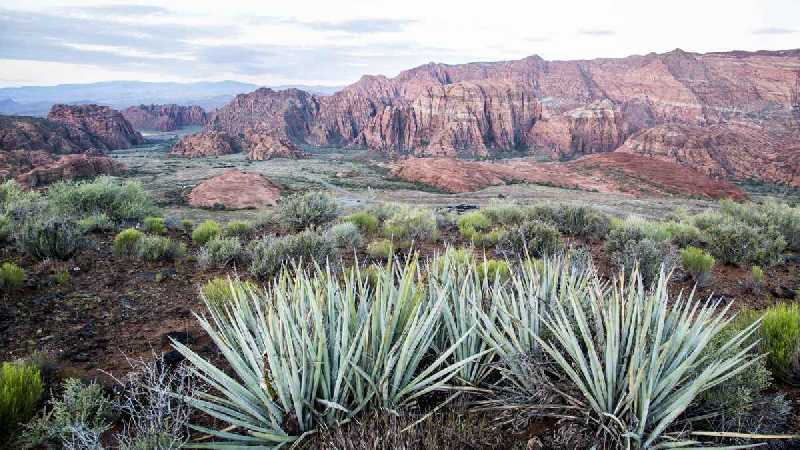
[122,104,207,131]
[48,104,144,150]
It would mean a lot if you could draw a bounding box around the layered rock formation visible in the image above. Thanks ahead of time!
[170,130,239,157]
[188,171,281,209]
[200,48,800,186]
[0,115,95,154]
[390,155,745,200]
[48,104,144,150]
[122,104,207,131]
[15,154,126,187]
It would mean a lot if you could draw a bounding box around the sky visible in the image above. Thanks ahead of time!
[1,0,798,88]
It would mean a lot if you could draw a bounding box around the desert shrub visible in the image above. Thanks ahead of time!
[748,266,765,293]
[325,222,364,250]
[113,228,144,257]
[14,215,83,260]
[0,361,43,443]
[135,236,186,262]
[456,212,491,239]
[430,248,475,274]
[249,231,337,277]
[47,177,156,222]
[606,218,675,286]
[481,204,528,226]
[0,262,25,292]
[22,378,113,448]
[471,229,506,249]
[554,204,611,240]
[366,239,393,260]
[691,210,727,231]
[201,277,257,309]
[0,215,10,242]
[664,221,706,248]
[474,259,511,284]
[191,220,221,245]
[759,200,800,251]
[180,219,194,233]
[277,191,339,230]
[383,206,438,244]
[77,212,114,233]
[342,211,379,233]
[223,220,253,237]
[708,220,785,266]
[143,216,166,234]
[197,236,244,268]
[498,220,562,259]
[680,246,715,286]
[364,202,404,222]
[757,304,800,384]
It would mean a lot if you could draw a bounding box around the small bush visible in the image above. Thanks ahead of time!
[277,191,338,230]
[680,246,715,286]
[366,239,394,260]
[22,378,113,448]
[201,277,256,309]
[606,218,676,286]
[558,205,611,240]
[383,206,438,244]
[498,220,563,259]
[0,262,25,292]
[456,212,491,239]
[180,219,194,233]
[0,362,43,442]
[708,221,785,266]
[77,213,114,233]
[192,220,221,245]
[249,231,337,277]
[471,229,506,249]
[758,304,800,384]
[15,215,83,260]
[47,177,157,222]
[664,222,706,248]
[197,237,244,268]
[223,220,253,237]
[748,266,765,293]
[136,235,186,262]
[342,211,379,234]
[474,259,511,284]
[143,216,166,234]
[481,204,528,227]
[325,222,364,250]
[113,228,144,257]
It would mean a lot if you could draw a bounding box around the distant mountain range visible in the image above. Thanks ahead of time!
[0,80,343,116]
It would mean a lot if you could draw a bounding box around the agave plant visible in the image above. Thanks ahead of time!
[535,267,763,449]
[173,257,483,448]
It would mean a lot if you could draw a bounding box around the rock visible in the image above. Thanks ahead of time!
[0,115,97,153]
[48,104,144,150]
[771,285,797,299]
[15,154,127,187]
[122,104,207,131]
[188,170,281,209]
[170,130,239,157]
[242,129,306,160]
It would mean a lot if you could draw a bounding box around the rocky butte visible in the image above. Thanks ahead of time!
[176,48,800,188]
[122,104,207,132]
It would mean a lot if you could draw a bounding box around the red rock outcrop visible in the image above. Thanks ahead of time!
[0,115,102,154]
[242,129,306,160]
[203,48,800,186]
[12,154,126,187]
[170,131,239,157]
[188,170,281,209]
[48,104,144,150]
[122,104,207,131]
[389,155,745,200]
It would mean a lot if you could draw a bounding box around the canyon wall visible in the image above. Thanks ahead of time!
[122,104,207,131]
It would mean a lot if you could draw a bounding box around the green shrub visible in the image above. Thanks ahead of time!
[759,200,800,251]
[456,212,491,239]
[471,229,506,249]
[366,239,394,260]
[0,215,10,242]
[749,266,765,292]
[342,211,379,234]
[143,216,166,234]
[680,246,715,286]
[181,219,194,233]
[192,220,221,245]
[136,235,186,262]
[664,222,706,248]
[223,220,254,237]
[383,206,438,244]
[113,228,144,257]
[201,277,256,309]
[481,204,528,227]
[22,378,113,448]
[708,221,785,266]
[558,205,611,240]
[47,177,156,222]
[365,202,404,222]
[198,236,244,268]
[474,259,511,284]
[499,220,563,258]
[0,262,25,292]
[76,212,114,233]
[277,191,338,230]
[249,231,337,277]
[0,362,43,442]
[430,247,475,274]
[605,218,675,286]
[325,222,364,250]
[14,215,83,260]
[691,210,727,231]
[758,304,800,384]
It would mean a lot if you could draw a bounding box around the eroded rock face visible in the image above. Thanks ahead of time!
[170,131,239,157]
[0,115,96,154]
[122,104,207,131]
[48,104,144,150]
[14,154,126,187]
[187,170,281,209]
[201,48,800,186]
[243,129,306,160]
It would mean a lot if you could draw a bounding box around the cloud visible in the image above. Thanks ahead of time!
[66,4,171,16]
[304,18,417,33]
[752,27,796,35]
[579,29,616,36]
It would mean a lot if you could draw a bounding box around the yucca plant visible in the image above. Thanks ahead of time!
[535,267,763,449]
[173,257,483,448]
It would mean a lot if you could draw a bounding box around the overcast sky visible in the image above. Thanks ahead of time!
[1,0,798,87]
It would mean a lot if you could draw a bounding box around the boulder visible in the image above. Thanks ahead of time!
[188,170,281,209]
